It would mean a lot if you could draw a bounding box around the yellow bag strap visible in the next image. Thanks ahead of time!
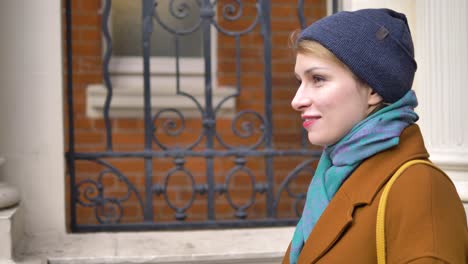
[376,159,443,264]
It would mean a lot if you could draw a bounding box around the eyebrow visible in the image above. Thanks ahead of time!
[303,66,328,75]
[295,66,328,79]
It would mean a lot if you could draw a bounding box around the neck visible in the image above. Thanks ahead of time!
[367,103,387,117]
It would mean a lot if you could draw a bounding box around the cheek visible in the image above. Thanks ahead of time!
[324,88,368,128]
[335,94,368,125]
[319,90,347,113]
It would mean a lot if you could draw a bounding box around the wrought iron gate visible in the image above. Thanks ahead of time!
[65,0,336,232]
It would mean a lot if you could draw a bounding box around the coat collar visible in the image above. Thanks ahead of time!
[298,124,429,263]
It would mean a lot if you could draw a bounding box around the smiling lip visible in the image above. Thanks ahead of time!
[302,115,321,129]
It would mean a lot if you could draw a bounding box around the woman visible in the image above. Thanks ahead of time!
[283,8,468,264]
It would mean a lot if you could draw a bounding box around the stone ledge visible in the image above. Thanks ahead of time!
[86,84,237,119]
[15,227,294,264]
[48,254,281,264]
[0,205,21,261]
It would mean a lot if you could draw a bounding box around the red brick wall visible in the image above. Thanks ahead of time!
[63,0,326,229]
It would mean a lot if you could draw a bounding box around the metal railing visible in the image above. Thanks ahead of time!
[65,0,331,232]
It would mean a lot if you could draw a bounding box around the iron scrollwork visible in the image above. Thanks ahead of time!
[223,159,257,219]
[152,156,208,221]
[215,110,266,150]
[274,159,316,217]
[152,108,204,150]
[75,160,144,224]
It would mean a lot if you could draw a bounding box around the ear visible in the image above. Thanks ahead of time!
[367,88,383,106]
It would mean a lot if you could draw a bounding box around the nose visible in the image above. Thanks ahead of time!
[291,85,311,111]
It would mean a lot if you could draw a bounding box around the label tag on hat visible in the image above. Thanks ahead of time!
[376,26,389,40]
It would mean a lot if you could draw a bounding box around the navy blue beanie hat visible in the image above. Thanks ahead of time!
[298,8,417,103]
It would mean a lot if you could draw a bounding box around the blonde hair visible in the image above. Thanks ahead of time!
[289,30,364,84]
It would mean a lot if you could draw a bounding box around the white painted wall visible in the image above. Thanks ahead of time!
[0,0,66,235]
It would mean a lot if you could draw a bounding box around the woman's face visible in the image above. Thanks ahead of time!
[292,52,377,146]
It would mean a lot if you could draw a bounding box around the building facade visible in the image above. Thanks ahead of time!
[0,0,467,263]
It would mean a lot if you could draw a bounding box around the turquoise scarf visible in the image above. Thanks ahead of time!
[289,90,419,263]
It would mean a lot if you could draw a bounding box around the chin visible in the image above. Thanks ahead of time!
[307,135,327,147]
[307,133,339,147]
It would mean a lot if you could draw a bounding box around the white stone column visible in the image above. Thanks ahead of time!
[414,0,468,203]
[341,0,416,32]
[0,0,66,236]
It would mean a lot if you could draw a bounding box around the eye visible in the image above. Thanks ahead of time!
[311,75,325,85]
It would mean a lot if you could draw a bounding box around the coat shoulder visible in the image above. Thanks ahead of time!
[385,163,468,263]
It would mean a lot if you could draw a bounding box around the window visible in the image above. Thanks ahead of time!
[87,0,234,118]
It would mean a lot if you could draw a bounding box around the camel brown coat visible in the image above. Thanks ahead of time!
[282,125,468,263]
